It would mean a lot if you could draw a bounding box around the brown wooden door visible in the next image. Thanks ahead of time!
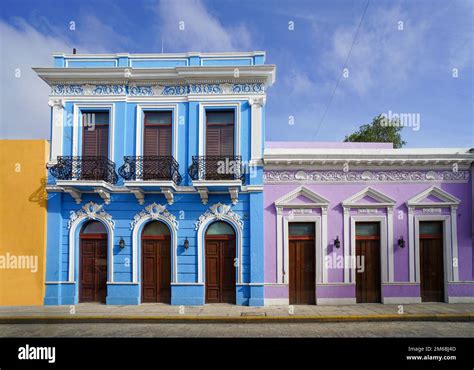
[420,221,444,302]
[79,237,107,303]
[356,222,381,303]
[289,239,316,304]
[205,237,236,303]
[141,238,171,303]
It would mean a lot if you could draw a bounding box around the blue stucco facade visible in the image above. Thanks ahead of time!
[38,51,274,306]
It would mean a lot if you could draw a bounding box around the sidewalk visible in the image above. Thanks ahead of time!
[0,303,473,323]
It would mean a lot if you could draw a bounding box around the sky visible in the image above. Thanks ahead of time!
[0,0,473,147]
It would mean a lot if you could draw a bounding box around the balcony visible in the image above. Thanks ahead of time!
[188,155,244,182]
[49,156,118,184]
[48,156,118,204]
[118,156,182,205]
[118,156,182,184]
[188,156,244,205]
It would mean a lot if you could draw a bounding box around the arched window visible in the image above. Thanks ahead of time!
[206,221,235,236]
[81,220,106,234]
[142,221,170,236]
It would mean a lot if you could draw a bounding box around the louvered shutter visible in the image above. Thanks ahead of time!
[144,125,159,156]
[220,125,234,156]
[206,125,221,156]
[158,125,172,156]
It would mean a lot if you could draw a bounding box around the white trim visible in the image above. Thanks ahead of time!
[68,214,114,283]
[349,215,388,286]
[48,98,64,162]
[382,297,422,304]
[275,185,331,208]
[196,210,243,284]
[131,214,178,285]
[198,102,241,158]
[343,208,350,283]
[316,298,357,305]
[135,104,178,159]
[65,58,118,67]
[342,186,396,207]
[200,57,253,66]
[407,185,462,207]
[264,298,289,306]
[55,51,266,58]
[249,97,265,163]
[283,215,322,286]
[447,297,474,303]
[72,103,115,160]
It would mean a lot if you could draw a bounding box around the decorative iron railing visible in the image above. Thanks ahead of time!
[49,156,118,184]
[188,155,244,182]
[118,156,182,184]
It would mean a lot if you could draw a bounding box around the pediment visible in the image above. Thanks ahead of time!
[275,186,329,208]
[342,187,395,207]
[407,186,460,207]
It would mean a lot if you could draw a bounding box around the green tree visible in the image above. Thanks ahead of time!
[344,114,406,148]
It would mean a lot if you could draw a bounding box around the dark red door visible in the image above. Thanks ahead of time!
[141,237,171,303]
[82,112,109,180]
[79,236,107,303]
[205,236,236,303]
[420,221,444,302]
[205,110,234,180]
[356,222,381,303]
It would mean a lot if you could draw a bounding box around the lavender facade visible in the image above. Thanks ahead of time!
[263,142,474,305]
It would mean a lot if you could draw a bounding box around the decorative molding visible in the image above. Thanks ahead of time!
[67,201,114,230]
[422,208,442,214]
[63,187,81,204]
[194,203,243,231]
[264,170,470,183]
[406,185,461,207]
[342,186,396,208]
[94,188,111,204]
[51,84,126,96]
[130,203,178,231]
[50,82,265,96]
[274,185,330,208]
[130,188,145,205]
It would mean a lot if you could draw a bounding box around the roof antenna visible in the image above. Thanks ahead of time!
[161,37,164,53]
[72,48,77,54]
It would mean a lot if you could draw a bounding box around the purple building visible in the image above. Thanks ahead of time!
[263,141,474,305]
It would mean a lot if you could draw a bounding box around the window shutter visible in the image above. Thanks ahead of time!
[144,125,159,156]
[206,126,221,156]
[158,125,172,156]
[220,125,234,156]
[83,128,98,156]
[97,125,109,157]
[144,125,172,156]
[82,112,109,157]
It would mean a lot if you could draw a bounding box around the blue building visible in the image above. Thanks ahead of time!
[35,51,275,306]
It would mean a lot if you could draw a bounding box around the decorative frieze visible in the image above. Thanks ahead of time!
[68,201,114,229]
[194,203,243,230]
[130,203,178,230]
[264,170,470,183]
[357,208,379,214]
[422,208,443,214]
[51,84,126,96]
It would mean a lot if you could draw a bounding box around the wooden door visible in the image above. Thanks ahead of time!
[289,239,316,304]
[205,237,236,303]
[205,110,234,180]
[356,222,381,303]
[420,221,444,302]
[82,112,109,180]
[79,237,107,303]
[141,238,171,303]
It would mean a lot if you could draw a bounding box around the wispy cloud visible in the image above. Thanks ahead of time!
[153,0,252,52]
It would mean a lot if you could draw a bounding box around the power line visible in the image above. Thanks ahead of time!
[311,0,370,140]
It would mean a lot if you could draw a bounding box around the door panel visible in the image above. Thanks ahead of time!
[356,238,381,303]
[141,239,171,303]
[289,240,316,304]
[420,223,444,302]
[205,238,236,303]
[79,238,107,303]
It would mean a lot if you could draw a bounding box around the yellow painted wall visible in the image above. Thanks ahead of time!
[0,140,48,305]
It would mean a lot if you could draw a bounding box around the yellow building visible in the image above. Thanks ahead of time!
[0,140,48,305]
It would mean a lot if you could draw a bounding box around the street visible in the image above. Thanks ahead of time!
[1,321,473,337]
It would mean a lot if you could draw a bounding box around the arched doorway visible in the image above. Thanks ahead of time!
[141,221,171,303]
[79,220,108,303]
[205,221,236,303]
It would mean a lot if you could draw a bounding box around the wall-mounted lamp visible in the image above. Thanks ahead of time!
[119,238,125,249]
[398,236,405,248]
[334,236,340,249]
[183,237,189,250]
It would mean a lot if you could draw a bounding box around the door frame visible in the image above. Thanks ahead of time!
[414,215,450,302]
[350,216,386,287]
[141,232,172,303]
[79,231,108,303]
[204,233,237,304]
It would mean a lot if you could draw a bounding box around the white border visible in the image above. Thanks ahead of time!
[198,102,241,158]
[200,57,253,66]
[65,59,118,68]
[135,104,178,159]
[72,103,115,160]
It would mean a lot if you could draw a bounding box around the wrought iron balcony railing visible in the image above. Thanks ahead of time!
[118,156,182,184]
[49,156,118,184]
[188,155,244,182]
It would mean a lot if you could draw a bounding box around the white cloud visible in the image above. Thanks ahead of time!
[323,6,430,95]
[154,0,252,52]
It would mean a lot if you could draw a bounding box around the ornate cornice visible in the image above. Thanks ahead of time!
[194,203,243,231]
[67,201,114,229]
[130,203,178,230]
[50,82,265,96]
[264,170,470,183]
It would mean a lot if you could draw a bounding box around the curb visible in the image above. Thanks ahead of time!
[0,313,472,324]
